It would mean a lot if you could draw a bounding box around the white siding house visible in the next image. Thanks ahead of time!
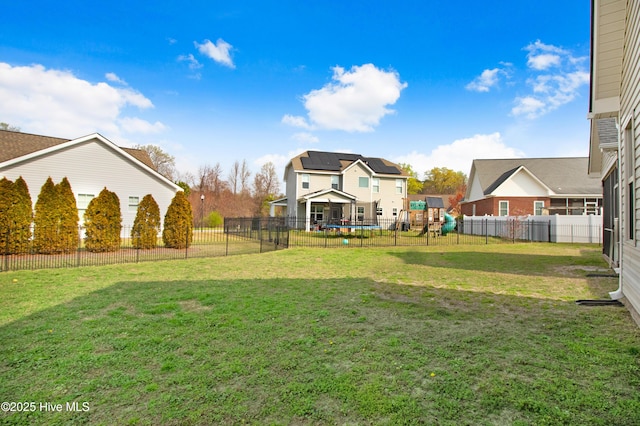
[588,0,640,324]
[0,130,181,228]
[272,151,409,230]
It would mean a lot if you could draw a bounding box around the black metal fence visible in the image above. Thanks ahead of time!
[1,217,288,272]
[1,216,601,272]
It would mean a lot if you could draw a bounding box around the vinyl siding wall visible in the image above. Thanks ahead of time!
[0,139,178,228]
[592,0,625,107]
[619,0,640,317]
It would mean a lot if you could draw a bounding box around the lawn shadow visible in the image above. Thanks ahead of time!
[1,275,637,425]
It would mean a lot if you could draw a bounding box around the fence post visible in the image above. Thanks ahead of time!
[76,226,82,267]
[3,229,9,272]
[225,224,229,256]
[485,219,488,244]
[185,227,189,259]
[548,221,552,243]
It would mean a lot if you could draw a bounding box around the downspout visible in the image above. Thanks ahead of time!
[610,117,623,300]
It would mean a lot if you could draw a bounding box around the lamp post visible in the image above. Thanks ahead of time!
[200,194,205,230]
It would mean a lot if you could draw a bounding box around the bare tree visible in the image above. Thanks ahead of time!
[240,160,251,194]
[196,163,225,193]
[228,161,240,195]
[253,162,280,215]
[132,144,176,180]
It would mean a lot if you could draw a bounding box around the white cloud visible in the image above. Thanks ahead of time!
[511,96,547,119]
[281,114,312,129]
[119,117,167,134]
[177,54,203,70]
[393,133,525,176]
[195,38,235,69]
[105,72,127,85]
[525,40,568,71]
[510,41,589,119]
[255,148,313,182]
[0,62,162,138]
[291,63,407,132]
[291,132,319,143]
[466,68,501,92]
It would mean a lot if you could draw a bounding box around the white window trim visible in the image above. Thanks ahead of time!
[499,200,509,216]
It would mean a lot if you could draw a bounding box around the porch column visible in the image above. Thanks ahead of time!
[305,199,312,231]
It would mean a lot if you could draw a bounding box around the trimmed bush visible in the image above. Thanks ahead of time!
[84,187,122,252]
[56,177,79,253]
[32,177,80,254]
[163,191,193,249]
[131,194,161,249]
[207,211,224,228]
[8,177,33,254]
[33,177,60,254]
[0,178,13,253]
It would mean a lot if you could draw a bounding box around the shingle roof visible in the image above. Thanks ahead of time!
[0,129,156,170]
[290,150,408,176]
[471,157,601,195]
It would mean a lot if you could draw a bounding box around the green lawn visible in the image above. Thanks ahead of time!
[1,244,639,425]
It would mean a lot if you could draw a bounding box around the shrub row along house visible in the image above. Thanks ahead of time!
[270,150,410,230]
[0,130,194,253]
[1,174,193,253]
[0,130,181,228]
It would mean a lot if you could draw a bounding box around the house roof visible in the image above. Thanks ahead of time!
[469,157,602,196]
[0,129,157,170]
[289,150,408,177]
[406,194,453,209]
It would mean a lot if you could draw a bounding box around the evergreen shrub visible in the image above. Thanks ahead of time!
[162,191,193,249]
[131,194,161,249]
[84,187,122,252]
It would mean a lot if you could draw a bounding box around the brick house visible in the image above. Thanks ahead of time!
[461,157,603,217]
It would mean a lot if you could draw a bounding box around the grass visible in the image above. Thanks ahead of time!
[1,244,639,425]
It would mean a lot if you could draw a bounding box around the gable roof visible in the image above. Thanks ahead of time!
[289,150,408,176]
[0,129,157,170]
[469,157,602,196]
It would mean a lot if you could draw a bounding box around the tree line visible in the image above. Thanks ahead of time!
[0,176,194,254]
[133,145,280,225]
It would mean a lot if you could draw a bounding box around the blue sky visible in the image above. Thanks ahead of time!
[0,1,591,183]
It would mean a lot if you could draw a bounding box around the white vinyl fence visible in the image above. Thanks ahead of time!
[461,215,602,244]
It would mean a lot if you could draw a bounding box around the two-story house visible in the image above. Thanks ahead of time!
[588,0,640,324]
[272,151,409,230]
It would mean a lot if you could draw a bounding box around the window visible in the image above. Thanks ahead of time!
[372,178,380,193]
[359,177,369,188]
[392,208,398,216]
[396,179,403,194]
[311,205,324,223]
[499,201,509,216]
[534,201,544,216]
[357,206,365,221]
[331,175,339,190]
[128,196,140,212]
[301,174,310,189]
[625,121,635,240]
[77,193,95,215]
[377,207,383,216]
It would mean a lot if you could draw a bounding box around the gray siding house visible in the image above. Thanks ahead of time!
[0,130,181,228]
[587,0,640,324]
